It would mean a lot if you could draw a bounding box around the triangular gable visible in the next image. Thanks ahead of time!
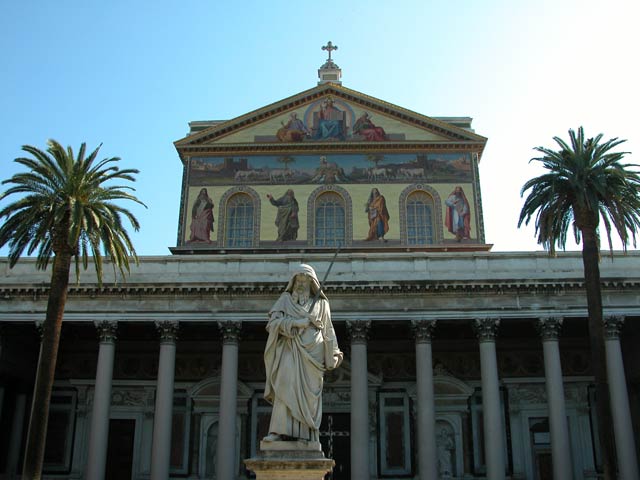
[174,84,486,159]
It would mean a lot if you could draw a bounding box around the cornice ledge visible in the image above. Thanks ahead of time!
[1,278,639,297]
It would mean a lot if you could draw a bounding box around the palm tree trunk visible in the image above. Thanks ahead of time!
[581,227,617,479]
[22,253,72,480]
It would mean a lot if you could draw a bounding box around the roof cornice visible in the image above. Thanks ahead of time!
[173,83,487,163]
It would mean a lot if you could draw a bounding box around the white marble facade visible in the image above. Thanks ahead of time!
[1,252,640,479]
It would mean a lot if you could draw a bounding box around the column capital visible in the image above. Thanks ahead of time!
[411,319,437,343]
[347,320,371,344]
[217,321,242,344]
[473,317,500,342]
[155,321,179,343]
[604,315,625,339]
[94,320,118,343]
[536,316,563,341]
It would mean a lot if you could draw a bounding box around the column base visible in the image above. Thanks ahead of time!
[245,445,334,480]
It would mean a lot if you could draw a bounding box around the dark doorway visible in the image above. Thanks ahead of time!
[105,419,135,480]
[320,412,350,480]
[535,452,553,480]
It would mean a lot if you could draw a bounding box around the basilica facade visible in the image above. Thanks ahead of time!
[0,50,639,480]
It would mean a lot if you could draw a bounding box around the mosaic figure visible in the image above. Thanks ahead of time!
[365,187,390,242]
[353,112,387,141]
[188,188,214,243]
[267,189,299,241]
[445,186,471,241]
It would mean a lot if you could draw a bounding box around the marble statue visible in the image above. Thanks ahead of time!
[262,264,343,443]
[437,426,455,477]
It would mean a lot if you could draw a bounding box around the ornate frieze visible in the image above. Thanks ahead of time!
[536,316,563,341]
[508,383,589,407]
[604,315,624,339]
[411,319,437,343]
[347,320,371,344]
[95,320,118,343]
[217,321,242,344]
[433,362,453,377]
[323,388,351,408]
[111,388,149,407]
[155,320,179,343]
[473,317,500,342]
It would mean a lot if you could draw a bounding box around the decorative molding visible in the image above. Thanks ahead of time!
[174,84,485,150]
[155,320,179,343]
[433,362,454,377]
[218,321,242,344]
[177,160,190,246]
[95,320,118,343]
[347,320,371,344]
[604,315,625,339]
[411,319,437,343]
[473,317,500,342]
[508,384,547,405]
[536,316,563,341]
[508,382,590,407]
[472,152,486,244]
[5,272,640,298]
[111,389,148,407]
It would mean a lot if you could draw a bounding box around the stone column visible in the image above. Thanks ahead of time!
[150,321,179,480]
[473,318,505,480]
[347,320,371,480]
[411,320,438,480]
[6,392,27,477]
[536,317,573,479]
[86,320,118,480]
[604,316,640,480]
[216,321,242,480]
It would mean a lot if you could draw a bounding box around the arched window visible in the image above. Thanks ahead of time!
[314,191,345,247]
[224,193,255,247]
[406,190,435,245]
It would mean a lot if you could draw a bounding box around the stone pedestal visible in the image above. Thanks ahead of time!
[245,441,335,480]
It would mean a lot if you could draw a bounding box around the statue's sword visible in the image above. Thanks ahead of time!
[308,245,341,314]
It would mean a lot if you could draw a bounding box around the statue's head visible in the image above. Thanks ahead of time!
[285,264,326,299]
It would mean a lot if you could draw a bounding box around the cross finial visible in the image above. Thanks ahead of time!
[322,41,338,60]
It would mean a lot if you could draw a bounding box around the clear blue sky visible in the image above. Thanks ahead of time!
[1,0,639,255]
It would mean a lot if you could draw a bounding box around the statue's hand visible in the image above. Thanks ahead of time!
[293,317,309,328]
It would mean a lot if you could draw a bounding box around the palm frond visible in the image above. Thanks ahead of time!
[520,127,639,255]
[0,140,145,283]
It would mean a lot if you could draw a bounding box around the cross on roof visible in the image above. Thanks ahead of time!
[322,41,338,61]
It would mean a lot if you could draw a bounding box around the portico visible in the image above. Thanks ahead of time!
[1,253,639,479]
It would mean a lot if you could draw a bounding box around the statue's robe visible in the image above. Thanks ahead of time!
[264,292,342,441]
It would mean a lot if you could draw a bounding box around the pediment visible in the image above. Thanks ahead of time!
[189,376,254,399]
[174,84,486,160]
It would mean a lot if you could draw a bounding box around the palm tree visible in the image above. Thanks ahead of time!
[0,140,145,479]
[518,127,640,479]
[277,155,295,170]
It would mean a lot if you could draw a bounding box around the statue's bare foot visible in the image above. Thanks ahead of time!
[262,433,282,442]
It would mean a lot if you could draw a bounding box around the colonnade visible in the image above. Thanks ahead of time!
[6,315,635,479]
